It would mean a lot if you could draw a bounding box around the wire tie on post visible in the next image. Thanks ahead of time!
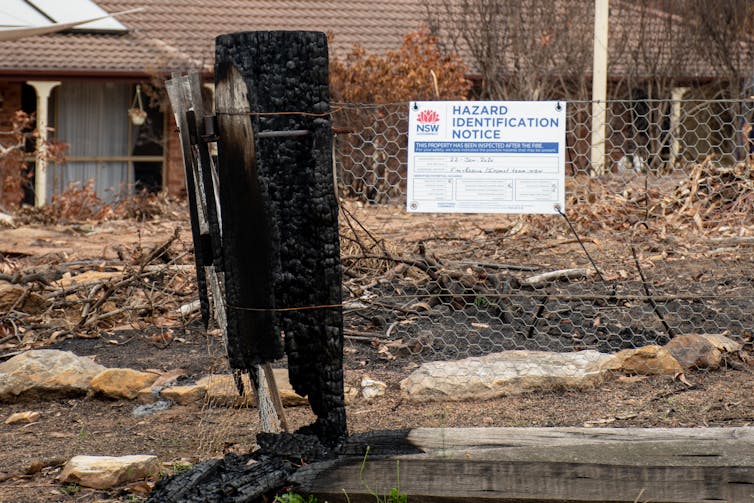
[215,106,344,117]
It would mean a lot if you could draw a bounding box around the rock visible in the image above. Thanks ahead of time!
[59,455,160,490]
[344,384,358,405]
[0,350,106,401]
[615,346,684,375]
[132,401,172,417]
[400,350,619,402]
[664,335,722,370]
[5,411,40,424]
[160,385,206,406]
[0,283,46,314]
[270,368,309,407]
[699,333,743,353]
[0,211,14,227]
[198,370,307,408]
[90,369,160,400]
[360,377,387,400]
[198,374,254,407]
[137,369,187,403]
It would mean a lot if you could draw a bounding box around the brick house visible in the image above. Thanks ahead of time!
[0,0,429,205]
[2,1,752,205]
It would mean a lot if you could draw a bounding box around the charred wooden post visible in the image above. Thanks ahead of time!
[214,31,346,443]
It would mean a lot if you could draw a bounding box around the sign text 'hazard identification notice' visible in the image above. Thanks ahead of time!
[407,101,566,214]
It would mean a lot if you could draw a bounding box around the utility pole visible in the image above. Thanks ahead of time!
[591,0,609,175]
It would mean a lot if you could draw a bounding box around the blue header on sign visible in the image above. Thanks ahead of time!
[415,141,559,154]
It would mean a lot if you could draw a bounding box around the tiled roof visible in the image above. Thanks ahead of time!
[0,0,430,77]
[0,0,746,81]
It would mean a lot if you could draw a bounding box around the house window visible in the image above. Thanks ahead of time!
[132,103,165,193]
[50,82,164,202]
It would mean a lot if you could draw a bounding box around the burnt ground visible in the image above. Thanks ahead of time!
[1,191,754,502]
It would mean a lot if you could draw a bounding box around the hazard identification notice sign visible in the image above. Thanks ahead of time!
[406,101,566,214]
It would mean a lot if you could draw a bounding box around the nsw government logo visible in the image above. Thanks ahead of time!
[415,109,440,135]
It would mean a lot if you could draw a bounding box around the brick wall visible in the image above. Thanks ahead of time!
[0,82,26,206]
[0,81,23,129]
[164,112,186,196]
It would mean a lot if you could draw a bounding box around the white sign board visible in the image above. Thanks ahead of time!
[406,101,566,214]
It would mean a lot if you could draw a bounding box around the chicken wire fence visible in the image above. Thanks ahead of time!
[331,100,754,364]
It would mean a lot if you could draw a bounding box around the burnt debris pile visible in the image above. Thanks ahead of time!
[147,433,330,503]
[147,431,421,502]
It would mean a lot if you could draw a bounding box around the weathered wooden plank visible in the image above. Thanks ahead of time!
[165,76,211,327]
[291,427,754,502]
[183,73,223,270]
[407,425,754,452]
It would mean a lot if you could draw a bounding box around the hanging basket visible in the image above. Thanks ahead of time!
[129,84,147,125]
[128,107,147,125]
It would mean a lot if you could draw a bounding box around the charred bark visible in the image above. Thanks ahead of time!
[147,453,295,503]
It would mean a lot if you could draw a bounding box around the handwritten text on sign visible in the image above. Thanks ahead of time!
[407,101,566,214]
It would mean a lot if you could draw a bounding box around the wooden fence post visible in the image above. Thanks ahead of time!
[165,74,213,328]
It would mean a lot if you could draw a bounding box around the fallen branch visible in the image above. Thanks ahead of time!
[0,272,51,286]
[76,230,182,329]
[355,297,425,316]
[530,237,600,251]
[81,305,151,327]
[0,333,20,345]
[523,268,590,288]
[8,285,32,313]
[342,253,441,281]
[75,275,137,328]
[79,284,103,322]
[138,228,180,272]
[527,295,549,339]
[453,260,539,272]
[344,329,384,342]
[709,236,754,246]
